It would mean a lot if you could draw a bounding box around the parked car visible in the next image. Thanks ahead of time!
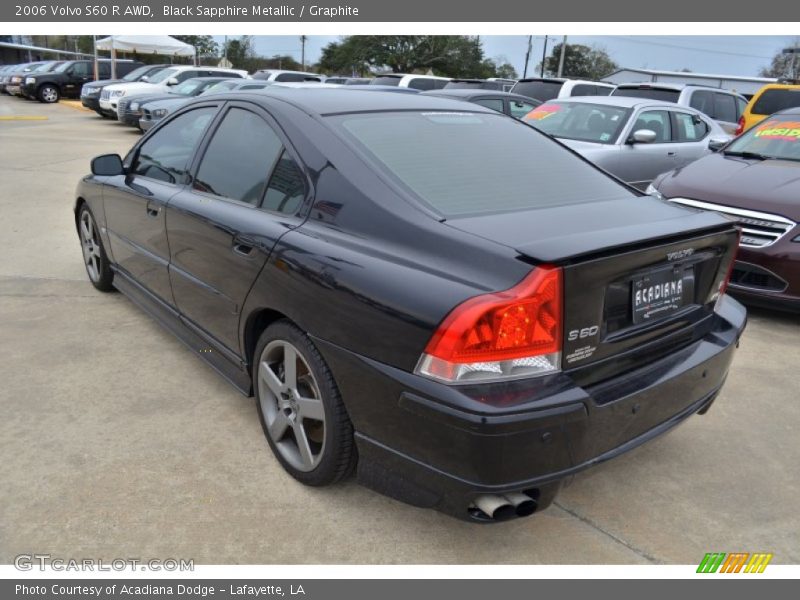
[421,89,541,118]
[523,96,730,190]
[511,77,615,102]
[340,84,420,94]
[101,66,246,116]
[736,83,800,135]
[611,83,748,135]
[20,59,142,103]
[324,77,372,85]
[648,107,800,312]
[370,73,451,90]
[75,89,745,522]
[9,61,63,96]
[117,77,239,129]
[4,61,47,96]
[252,69,322,82]
[0,64,19,94]
[444,78,517,92]
[199,80,273,95]
[81,63,171,117]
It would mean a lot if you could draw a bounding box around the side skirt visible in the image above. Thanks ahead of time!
[112,268,253,396]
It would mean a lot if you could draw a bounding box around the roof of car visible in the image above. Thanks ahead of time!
[775,106,800,116]
[544,95,683,110]
[615,82,743,96]
[420,89,538,102]
[232,87,498,115]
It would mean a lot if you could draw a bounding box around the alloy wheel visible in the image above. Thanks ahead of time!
[258,340,326,472]
[80,211,102,282]
[40,86,58,103]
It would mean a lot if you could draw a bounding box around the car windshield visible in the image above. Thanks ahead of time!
[612,87,681,103]
[32,62,57,72]
[511,81,563,101]
[751,89,800,116]
[333,110,632,217]
[122,65,154,82]
[54,62,74,73]
[523,102,630,144]
[171,80,206,95]
[147,68,178,84]
[724,116,800,161]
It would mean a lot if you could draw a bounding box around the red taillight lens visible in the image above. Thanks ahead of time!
[735,116,745,136]
[416,266,563,383]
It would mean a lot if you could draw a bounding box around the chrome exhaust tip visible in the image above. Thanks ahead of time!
[473,494,517,521]
[503,492,537,517]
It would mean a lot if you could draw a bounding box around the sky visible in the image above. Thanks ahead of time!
[213,35,799,77]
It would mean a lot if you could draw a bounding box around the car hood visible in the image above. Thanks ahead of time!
[145,97,191,110]
[128,93,182,106]
[105,82,162,94]
[657,152,800,220]
[445,195,730,262]
[85,78,125,88]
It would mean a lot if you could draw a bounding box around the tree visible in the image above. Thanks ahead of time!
[537,43,618,80]
[172,35,219,63]
[759,47,799,80]
[222,36,255,70]
[318,35,502,78]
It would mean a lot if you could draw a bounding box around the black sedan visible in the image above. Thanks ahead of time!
[421,88,541,119]
[75,89,746,522]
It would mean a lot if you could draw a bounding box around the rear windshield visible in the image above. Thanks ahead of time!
[332,111,632,217]
[511,81,563,101]
[371,76,402,86]
[726,116,800,161]
[751,89,800,116]
[523,102,630,144]
[445,81,484,89]
[612,87,680,103]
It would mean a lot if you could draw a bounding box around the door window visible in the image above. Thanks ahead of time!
[509,100,539,120]
[70,62,91,78]
[714,93,737,123]
[193,107,283,205]
[631,110,671,142]
[673,112,709,142]
[689,90,714,117]
[131,107,216,184]
[570,84,596,96]
[473,98,505,113]
[262,151,307,214]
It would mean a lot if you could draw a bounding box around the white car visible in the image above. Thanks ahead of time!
[369,73,451,90]
[251,69,323,82]
[100,66,248,115]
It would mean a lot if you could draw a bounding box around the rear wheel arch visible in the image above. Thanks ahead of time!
[243,308,293,375]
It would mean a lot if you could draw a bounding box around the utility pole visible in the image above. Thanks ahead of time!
[523,35,532,78]
[300,35,308,71]
[540,35,548,77]
[557,35,567,77]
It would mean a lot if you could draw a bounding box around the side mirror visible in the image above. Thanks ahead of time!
[91,154,124,176]
[708,138,728,152]
[139,75,149,82]
[629,129,657,144]
[166,77,179,86]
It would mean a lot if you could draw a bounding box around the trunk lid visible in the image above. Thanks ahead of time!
[446,196,740,385]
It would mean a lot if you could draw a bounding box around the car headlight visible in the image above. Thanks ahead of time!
[130,102,139,111]
[645,183,664,201]
[25,77,35,85]
[84,87,98,95]
[152,108,168,118]
[11,76,21,83]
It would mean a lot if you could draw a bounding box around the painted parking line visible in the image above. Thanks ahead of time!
[0,115,48,121]
[61,100,93,112]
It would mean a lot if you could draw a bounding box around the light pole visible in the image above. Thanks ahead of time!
[783,42,799,81]
[523,35,532,79]
[540,36,549,77]
[300,35,307,71]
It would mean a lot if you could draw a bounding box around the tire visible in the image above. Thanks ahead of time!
[95,109,112,119]
[254,320,356,486]
[38,84,60,103]
[77,205,114,292]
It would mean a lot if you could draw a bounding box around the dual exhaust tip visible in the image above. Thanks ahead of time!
[472,491,538,521]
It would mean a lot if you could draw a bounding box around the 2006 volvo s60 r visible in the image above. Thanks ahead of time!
[75,89,746,522]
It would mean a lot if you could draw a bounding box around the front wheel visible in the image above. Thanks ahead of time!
[254,321,356,486]
[77,205,114,292]
[38,84,60,103]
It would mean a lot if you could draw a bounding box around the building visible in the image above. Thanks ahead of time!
[602,67,777,98]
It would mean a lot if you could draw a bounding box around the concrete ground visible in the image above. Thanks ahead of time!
[0,95,798,565]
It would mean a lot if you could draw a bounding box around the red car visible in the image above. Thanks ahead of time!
[649,107,800,312]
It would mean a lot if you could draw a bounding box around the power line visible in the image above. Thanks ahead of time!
[605,36,775,60]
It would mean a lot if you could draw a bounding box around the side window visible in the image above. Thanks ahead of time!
[275,73,305,82]
[673,112,709,142]
[175,70,197,83]
[714,93,737,123]
[595,86,613,96]
[211,70,242,79]
[97,63,111,79]
[689,90,714,117]
[432,79,449,90]
[509,100,539,120]
[131,107,216,184]
[474,98,505,113]
[570,84,596,97]
[408,78,436,91]
[262,150,306,215]
[632,110,671,142]
[193,107,283,205]
[71,62,90,78]
[736,97,747,120]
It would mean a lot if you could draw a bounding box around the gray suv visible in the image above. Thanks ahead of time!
[611,83,747,135]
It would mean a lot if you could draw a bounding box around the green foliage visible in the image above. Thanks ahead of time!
[537,43,618,80]
[759,49,799,79]
[171,35,219,60]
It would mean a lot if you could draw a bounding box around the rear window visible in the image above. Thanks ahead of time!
[445,81,484,89]
[751,89,800,116]
[333,111,632,217]
[371,76,402,86]
[612,87,680,103]
[511,81,563,102]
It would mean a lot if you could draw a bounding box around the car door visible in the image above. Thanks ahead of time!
[63,62,93,96]
[472,97,505,114]
[669,110,713,168]
[166,102,310,355]
[616,109,678,190]
[103,105,218,305]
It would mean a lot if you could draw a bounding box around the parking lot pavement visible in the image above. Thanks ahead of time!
[0,95,798,565]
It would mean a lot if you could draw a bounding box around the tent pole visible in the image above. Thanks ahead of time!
[110,36,117,79]
[92,35,98,80]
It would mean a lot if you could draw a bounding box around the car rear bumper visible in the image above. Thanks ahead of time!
[313,295,747,521]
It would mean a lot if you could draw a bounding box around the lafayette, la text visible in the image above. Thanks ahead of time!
[17,584,306,597]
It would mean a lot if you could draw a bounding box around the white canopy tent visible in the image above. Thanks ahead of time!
[94,35,197,77]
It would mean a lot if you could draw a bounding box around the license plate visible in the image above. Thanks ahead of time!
[632,268,686,324]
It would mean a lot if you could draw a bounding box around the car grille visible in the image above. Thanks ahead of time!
[100,89,110,100]
[669,198,796,248]
[729,261,788,293]
[117,98,130,112]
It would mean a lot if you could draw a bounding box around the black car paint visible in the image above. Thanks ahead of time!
[76,90,746,520]
[23,60,143,101]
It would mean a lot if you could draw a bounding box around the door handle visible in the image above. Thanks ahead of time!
[232,235,256,257]
[667,151,677,156]
[146,204,160,218]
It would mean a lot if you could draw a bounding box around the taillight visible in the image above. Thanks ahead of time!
[735,116,745,136]
[714,231,740,311]
[415,266,563,384]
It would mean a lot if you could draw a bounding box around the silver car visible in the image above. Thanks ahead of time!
[523,96,731,190]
